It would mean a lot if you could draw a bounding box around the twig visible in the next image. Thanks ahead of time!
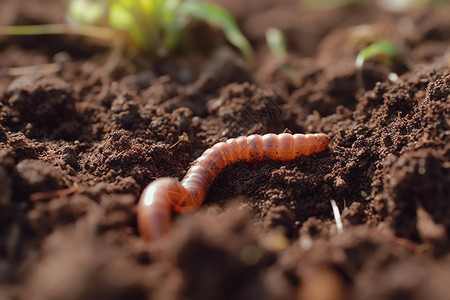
[169,133,189,149]
[0,24,117,44]
[29,183,79,202]
[0,63,61,77]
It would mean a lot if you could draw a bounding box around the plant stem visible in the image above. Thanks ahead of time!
[0,24,117,41]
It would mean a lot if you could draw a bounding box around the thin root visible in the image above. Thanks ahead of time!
[29,183,79,202]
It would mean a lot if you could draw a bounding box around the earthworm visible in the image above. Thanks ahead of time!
[137,133,330,241]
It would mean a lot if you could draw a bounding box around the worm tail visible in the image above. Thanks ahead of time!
[137,178,183,241]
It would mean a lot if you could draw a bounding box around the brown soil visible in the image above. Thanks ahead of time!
[1,0,449,299]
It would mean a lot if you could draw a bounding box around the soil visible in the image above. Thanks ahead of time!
[1,0,449,299]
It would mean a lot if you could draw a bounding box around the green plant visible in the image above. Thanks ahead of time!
[265,27,288,64]
[356,40,401,89]
[265,27,300,85]
[303,0,367,10]
[378,0,450,12]
[356,40,400,70]
[0,0,253,62]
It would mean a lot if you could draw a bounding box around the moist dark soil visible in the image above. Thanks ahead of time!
[1,0,450,299]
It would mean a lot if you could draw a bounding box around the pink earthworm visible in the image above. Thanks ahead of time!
[137,133,330,241]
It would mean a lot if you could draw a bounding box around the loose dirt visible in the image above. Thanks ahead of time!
[0,0,449,299]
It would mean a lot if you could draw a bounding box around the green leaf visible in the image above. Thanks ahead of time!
[304,0,368,10]
[139,0,154,14]
[265,27,287,61]
[109,0,149,49]
[160,0,183,54]
[356,40,400,70]
[66,0,107,25]
[108,2,135,30]
[179,1,254,63]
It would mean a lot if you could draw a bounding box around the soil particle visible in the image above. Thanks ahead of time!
[189,48,251,96]
[167,206,277,300]
[14,159,65,199]
[60,145,79,170]
[208,82,287,136]
[0,165,12,206]
[4,74,78,139]
[141,75,182,108]
[264,205,296,239]
[384,149,450,241]
[280,226,423,297]
[97,194,137,234]
[354,258,450,300]
[6,134,42,161]
[82,129,183,191]
[297,266,350,300]
[26,195,93,237]
[341,202,366,226]
[25,230,148,300]
[0,124,7,143]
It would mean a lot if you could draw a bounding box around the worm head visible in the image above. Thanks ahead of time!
[312,133,331,153]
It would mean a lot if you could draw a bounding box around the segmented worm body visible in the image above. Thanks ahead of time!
[137,133,330,241]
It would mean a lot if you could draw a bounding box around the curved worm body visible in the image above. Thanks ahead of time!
[137,133,330,241]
